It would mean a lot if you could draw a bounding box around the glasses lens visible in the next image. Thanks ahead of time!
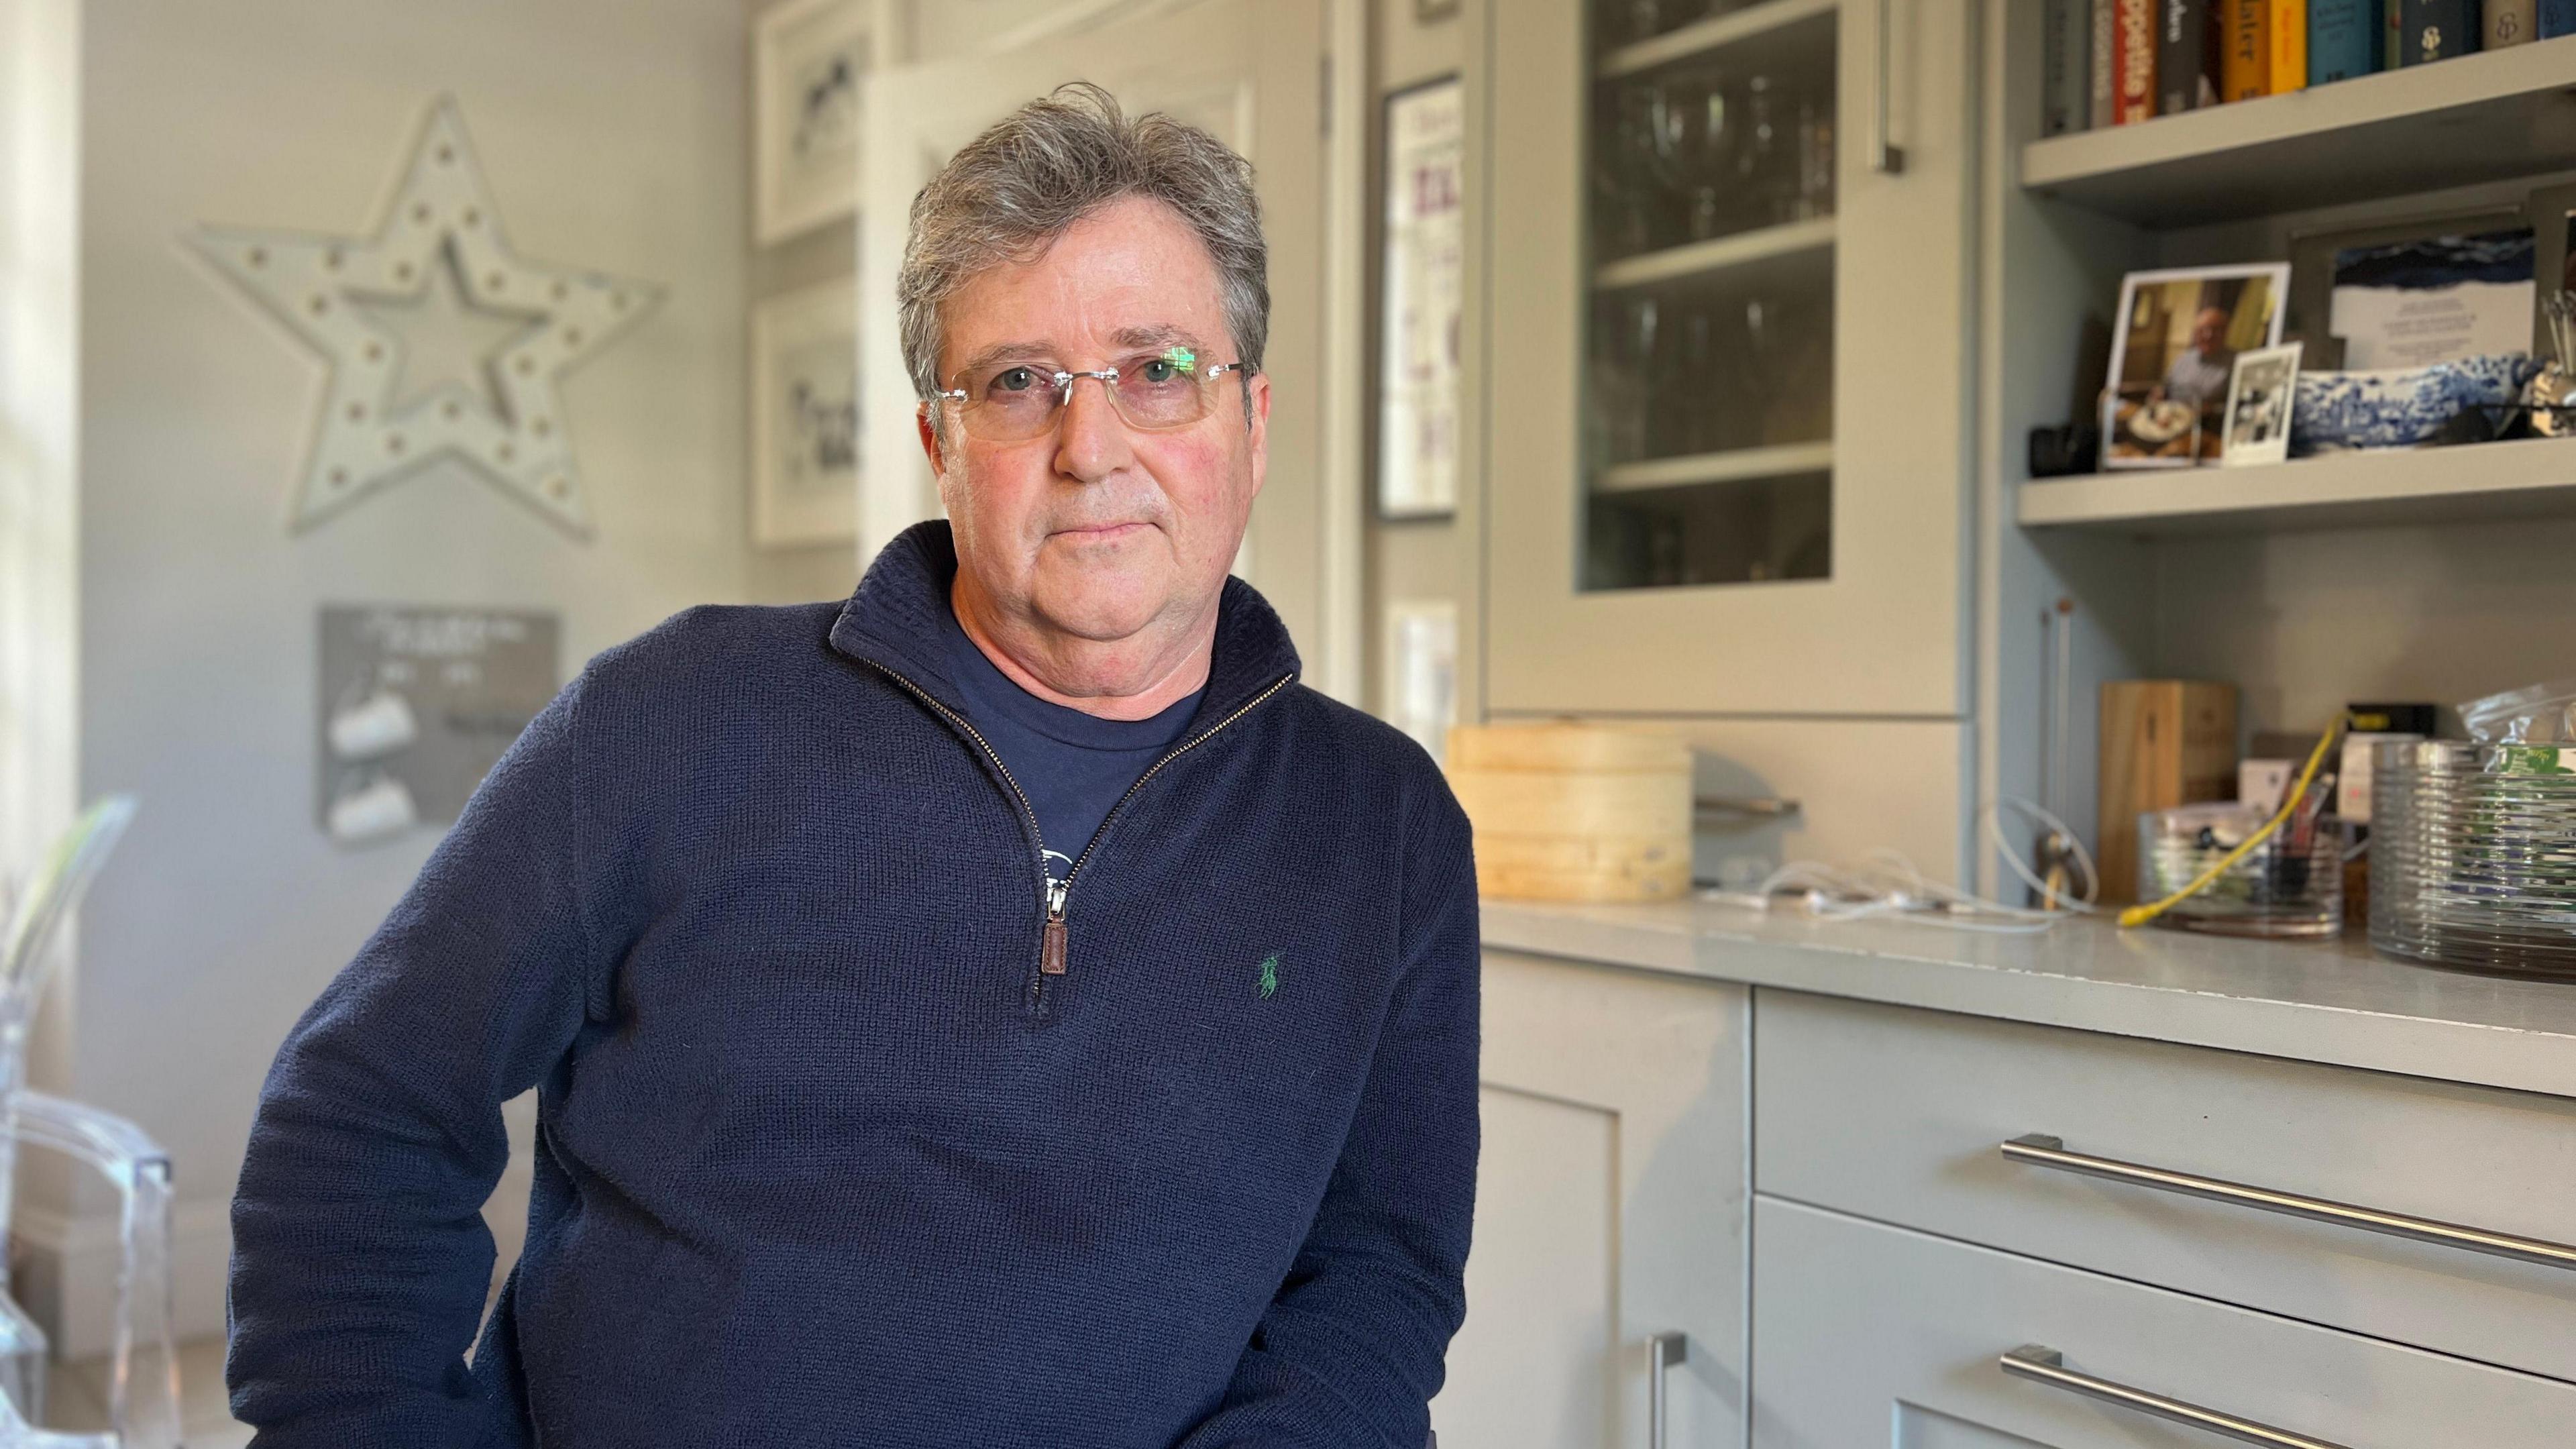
[1112,357,1213,430]
[960,366,1059,441]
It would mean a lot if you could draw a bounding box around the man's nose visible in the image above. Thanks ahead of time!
[1054,375,1132,483]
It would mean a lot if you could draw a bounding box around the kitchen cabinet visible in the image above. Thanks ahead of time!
[1752,1195,2576,1448]
[1478,0,1978,718]
[1430,949,1748,1449]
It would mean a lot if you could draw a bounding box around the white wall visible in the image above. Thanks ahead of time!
[52,0,755,1345]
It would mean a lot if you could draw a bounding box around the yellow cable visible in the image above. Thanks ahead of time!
[2117,713,2349,930]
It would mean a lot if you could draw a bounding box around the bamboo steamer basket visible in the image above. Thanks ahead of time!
[1445,722,1693,902]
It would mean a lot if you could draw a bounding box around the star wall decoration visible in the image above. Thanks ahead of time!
[187,98,663,537]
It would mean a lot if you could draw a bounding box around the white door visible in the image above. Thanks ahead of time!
[1434,951,1748,1449]
[856,0,1329,655]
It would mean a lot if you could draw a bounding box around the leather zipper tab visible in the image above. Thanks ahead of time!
[1041,880,1069,976]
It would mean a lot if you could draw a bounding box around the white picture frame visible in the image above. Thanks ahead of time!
[754,0,873,244]
[2103,262,2290,470]
[1382,598,1459,767]
[2220,343,2301,468]
[751,277,860,547]
[1376,76,1464,519]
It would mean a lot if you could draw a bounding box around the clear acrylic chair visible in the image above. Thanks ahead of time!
[0,798,181,1447]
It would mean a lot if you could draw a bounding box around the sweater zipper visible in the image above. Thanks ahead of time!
[865,661,1296,1012]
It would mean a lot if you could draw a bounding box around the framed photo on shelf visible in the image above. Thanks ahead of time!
[754,0,873,244]
[2103,262,2289,469]
[2282,203,2526,369]
[750,277,860,547]
[1376,75,1465,519]
[2220,343,2301,468]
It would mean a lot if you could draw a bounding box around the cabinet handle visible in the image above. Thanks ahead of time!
[2000,1344,2351,1449]
[1647,1330,1687,1449]
[2002,1134,2576,1271]
[1871,0,1906,174]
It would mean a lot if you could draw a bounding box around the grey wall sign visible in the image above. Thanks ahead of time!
[317,605,560,846]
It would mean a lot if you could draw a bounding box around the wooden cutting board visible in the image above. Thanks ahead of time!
[1446,722,1693,902]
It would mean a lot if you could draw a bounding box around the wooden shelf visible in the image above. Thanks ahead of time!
[1597,0,1837,80]
[2016,436,2576,535]
[1595,217,1835,292]
[1597,440,1833,494]
[2021,36,2576,229]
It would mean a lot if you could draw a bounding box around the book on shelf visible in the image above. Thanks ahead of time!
[2400,0,2479,60]
[2269,0,2309,89]
[2116,0,2161,121]
[2160,0,2221,111]
[2091,0,2119,125]
[2483,0,2538,42]
[2309,0,2382,78]
[2224,0,2269,97]
[2045,0,2091,133]
[2542,0,2576,36]
[2385,0,2405,64]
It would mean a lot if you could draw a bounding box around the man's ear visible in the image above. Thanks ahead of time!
[1244,372,1271,501]
[916,403,948,477]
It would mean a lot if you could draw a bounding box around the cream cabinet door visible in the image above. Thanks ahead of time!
[1752,1196,2576,1448]
[1479,0,1976,716]
[856,0,1327,652]
[1432,951,1748,1449]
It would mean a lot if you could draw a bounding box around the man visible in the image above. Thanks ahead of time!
[2159,304,2235,409]
[227,85,1480,1448]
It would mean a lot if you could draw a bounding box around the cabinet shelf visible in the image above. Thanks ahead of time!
[2021,35,2576,229]
[1598,0,1838,80]
[1594,217,1835,292]
[1598,440,1833,494]
[2016,436,2576,535]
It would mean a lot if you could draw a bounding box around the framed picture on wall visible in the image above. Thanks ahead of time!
[751,277,860,547]
[1377,75,1465,519]
[2102,262,2288,469]
[755,0,873,244]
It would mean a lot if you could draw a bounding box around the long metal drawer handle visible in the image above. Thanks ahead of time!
[2000,1345,2351,1449]
[1647,1331,1686,1449]
[2002,1134,2576,1271]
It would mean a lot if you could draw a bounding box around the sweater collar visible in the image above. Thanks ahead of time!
[827,519,1301,722]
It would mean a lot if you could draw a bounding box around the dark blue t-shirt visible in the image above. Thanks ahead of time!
[940,602,1205,883]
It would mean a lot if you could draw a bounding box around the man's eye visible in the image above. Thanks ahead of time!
[989,367,1039,394]
[1139,359,1177,384]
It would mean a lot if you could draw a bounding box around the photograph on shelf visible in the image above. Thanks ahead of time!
[1377,76,1465,519]
[751,277,860,547]
[2220,343,2301,468]
[2102,262,2288,468]
[754,0,873,244]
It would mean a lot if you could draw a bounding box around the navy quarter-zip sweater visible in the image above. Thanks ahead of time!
[225,521,1481,1448]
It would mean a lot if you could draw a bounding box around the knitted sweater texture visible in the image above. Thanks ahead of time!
[225,521,1482,1448]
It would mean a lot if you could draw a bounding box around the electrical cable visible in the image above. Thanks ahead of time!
[2116,712,2349,930]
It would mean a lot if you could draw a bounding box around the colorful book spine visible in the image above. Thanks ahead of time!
[2116,0,2161,121]
[2400,0,2479,60]
[2308,0,2383,78]
[2269,0,2309,87]
[2092,0,2120,124]
[2224,0,2269,96]
[2161,0,2220,111]
[2386,0,2406,63]
[2045,0,2090,132]
[2484,0,2538,44]
[2541,0,2576,35]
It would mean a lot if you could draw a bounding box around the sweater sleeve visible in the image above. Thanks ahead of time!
[226,669,617,1448]
[1175,782,1481,1449]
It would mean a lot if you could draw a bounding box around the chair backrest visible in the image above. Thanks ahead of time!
[0,798,140,1040]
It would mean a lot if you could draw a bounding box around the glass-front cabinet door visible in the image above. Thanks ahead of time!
[1483,0,1974,716]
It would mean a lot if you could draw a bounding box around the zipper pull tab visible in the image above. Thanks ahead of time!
[1041,879,1069,976]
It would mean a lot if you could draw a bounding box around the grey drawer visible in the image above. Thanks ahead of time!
[1753,987,2576,1383]
[1753,1195,2576,1448]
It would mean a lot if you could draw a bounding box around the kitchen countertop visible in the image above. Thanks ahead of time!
[1481,896,2576,1099]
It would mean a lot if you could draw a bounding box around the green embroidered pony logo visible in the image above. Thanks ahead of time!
[1257,951,1283,1000]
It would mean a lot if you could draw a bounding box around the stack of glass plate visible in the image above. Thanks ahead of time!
[2371,740,2576,977]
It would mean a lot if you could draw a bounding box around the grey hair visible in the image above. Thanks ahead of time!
[897,82,1268,409]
